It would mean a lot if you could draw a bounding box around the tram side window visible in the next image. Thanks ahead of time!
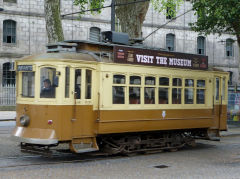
[40,67,56,98]
[145,76,155,104]
[22,72,35,98]
[85,70,92,99]
[129,76,141,104]
[113,75,125,104]
[215,78,219,101]
[222,78,226,100]
[172,78,182,104]
[159,77,169,104]
[185,79,194,104]
[197,80,205,104]
[65,67,70,98]
[75,69,81,99]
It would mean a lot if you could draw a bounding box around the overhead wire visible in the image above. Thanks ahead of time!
[143,8,192,41]
[61,0,193,41]
[61,0,150,17]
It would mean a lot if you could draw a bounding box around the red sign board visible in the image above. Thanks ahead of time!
[114,46,208,70]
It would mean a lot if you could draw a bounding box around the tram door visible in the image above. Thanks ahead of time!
[213,76,227,130]
[72,68,95,138]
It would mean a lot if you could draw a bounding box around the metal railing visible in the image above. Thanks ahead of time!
[0,84,16,106]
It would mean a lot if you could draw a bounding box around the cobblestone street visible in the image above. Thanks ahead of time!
[0,124,240,179]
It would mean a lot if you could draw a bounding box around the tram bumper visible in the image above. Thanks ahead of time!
[12,127,58,145]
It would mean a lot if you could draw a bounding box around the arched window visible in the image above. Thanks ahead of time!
[3,20,16,44]
[226,38,234,57]
[166,33,175,51]
[166,4,176,19]
[2,62,15,86]
[197,36,205,55]
[89,27,101,42]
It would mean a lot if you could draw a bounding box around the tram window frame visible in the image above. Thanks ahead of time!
[113,74,126,104]
[159,77,169,104]
[144,76,156,104]
[40,67,56,99]
[222,78,226,100]
[65,67,70,98]
[85,69,92,99]
[129,76,141,104]
[21,72,35,98]
[196,79,206,104]
[184,79,194,104]
[215,78,220,101]
[172,78,182,104]
[75,69,81,99]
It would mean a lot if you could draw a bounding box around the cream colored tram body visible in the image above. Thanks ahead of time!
[12,41,229,155]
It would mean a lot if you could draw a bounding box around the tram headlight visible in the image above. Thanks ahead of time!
[20,115,30,127]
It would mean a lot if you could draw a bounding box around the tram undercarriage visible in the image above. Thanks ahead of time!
[20,129,214,157]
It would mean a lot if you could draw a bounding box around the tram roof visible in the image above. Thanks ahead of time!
[19,52,100,62]
[17,40,227,73]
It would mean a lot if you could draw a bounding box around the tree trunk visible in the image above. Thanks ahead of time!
[44,0,64,43]
[115,0,150,39]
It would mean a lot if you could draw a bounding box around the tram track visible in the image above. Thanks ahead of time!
[0,119,16,122]
[0,152,124,170]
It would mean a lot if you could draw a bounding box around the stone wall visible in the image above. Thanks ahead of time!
[0,0,239,84]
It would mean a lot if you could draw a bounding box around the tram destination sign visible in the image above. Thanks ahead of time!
[17,65,33,71]
[114,46,208,70]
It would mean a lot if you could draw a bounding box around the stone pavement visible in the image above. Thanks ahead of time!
[0,111,16,120]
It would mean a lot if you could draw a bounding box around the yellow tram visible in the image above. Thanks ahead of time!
[12,38,229,155]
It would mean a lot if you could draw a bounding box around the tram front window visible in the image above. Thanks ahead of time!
[22,72,35,98]
[40,67,56,98]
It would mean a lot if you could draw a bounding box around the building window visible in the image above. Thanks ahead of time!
[89,27,101,42]
[2,62,15,86]
[3,0,17,3]
[166,33,175,51]
[197,36,205,55]
[166,3,176,19]
[226,38,234,57]
[3,20,16,44]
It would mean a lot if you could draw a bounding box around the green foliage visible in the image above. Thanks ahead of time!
[151,0,183,18]
[73,0,182,17]
[190,0,240,36]
[74,0,105,15]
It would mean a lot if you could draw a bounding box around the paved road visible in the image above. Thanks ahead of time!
[0,126,239,178]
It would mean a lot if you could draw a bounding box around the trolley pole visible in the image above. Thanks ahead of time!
[111,0,115,31]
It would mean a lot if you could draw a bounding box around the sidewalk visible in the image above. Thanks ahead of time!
[0,111,16,120]
[221,125,240,137]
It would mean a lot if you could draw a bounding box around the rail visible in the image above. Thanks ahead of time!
[0,119,16,122]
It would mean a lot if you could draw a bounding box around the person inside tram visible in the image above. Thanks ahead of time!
[40,79,55,98]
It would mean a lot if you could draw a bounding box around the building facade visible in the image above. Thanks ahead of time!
[0,0,239,90]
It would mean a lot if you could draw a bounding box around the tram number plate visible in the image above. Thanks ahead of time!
[17,65,33,71]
